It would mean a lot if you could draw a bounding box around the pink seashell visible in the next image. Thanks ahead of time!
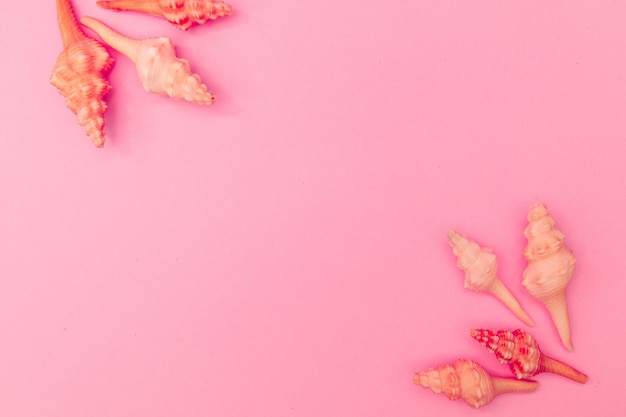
[470,329,588,383]
[96,0,232,30]
[413,359,538,408]
[50,0,115,147]
[448,230,534,326]
[80,17,216,105]
[522,203,577,351]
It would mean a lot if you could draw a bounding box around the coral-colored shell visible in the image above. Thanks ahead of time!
[413,359,538,408]
[97,0,232,30]
[522,203,577,351]
[80,17,216,105]
[51,0,115,147]
[448,230,534,326]
[470,329,588,383]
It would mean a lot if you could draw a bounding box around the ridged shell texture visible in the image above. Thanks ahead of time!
[470,328,588,383]
[51,0,114,147]
[522,203,577,351]
[97,0,232,30]
[414,359,538,408]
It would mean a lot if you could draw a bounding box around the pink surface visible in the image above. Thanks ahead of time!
[0,0,625,415]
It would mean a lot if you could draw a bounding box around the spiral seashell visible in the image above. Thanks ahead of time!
[96,0,232,30]
[448,230,534,326]
[80,17,216,105]
[51,0,115,147]
[470,329,588,383]
[522,203,577,351]
[413,359,538,408]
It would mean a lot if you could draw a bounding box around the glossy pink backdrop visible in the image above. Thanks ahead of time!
[0,1,624,415]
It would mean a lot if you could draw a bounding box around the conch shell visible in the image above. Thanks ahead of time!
[413,359,538,408]
[51,0,115,147]
[522,203,577,351]
[470,329,588,383]
[96,0,232,30]
[80,17,216,105]
[448,230,534,326]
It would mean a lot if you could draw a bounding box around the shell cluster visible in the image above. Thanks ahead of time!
[414,203,588,408]
[447,203,579,349]
[51,0,232,147]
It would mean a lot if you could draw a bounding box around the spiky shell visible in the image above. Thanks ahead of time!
[470,328,588,383]
[448,230,498,292]
[97,0,232,30]
[471,329,543,378]
[51,0,114,147]
[413,359,538,408]
[448,230,534,326]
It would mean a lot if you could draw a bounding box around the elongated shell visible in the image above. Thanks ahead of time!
[470,329,588,383]
[448,230,534,326]
[97,0,232,30]
[413,359,538,408]
[522,203,577,351]
[80,17,216,105]
[51,0,115,147]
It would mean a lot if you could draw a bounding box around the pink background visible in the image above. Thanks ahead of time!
[1,0,624,415]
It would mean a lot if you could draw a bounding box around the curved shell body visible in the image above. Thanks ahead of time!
[51,0,114,147]
[522,203,577,350]
[80,17,216,105]
[448,230,534,326]
[470,329,588,383]
[413,359,538,408]
[97,0,232,30]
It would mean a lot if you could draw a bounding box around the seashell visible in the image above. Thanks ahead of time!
[448,230,534,326]
[413,358,538,408]
[96,0,232,30]
[522,203,577,351]
[80,17,216,105]
[470,328,588,383]
[51,0,115,147]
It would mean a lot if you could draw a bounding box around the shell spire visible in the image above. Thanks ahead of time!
[96,0,232,30]
[470,329,588,383]
[522,203,577,351]
[448,230,535,326]
[51,0,115,147]
[80,17,216,105]
[413,359,538,408]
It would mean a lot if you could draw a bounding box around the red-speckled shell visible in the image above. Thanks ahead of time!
[470,329,588,383]
[471,329,543,378]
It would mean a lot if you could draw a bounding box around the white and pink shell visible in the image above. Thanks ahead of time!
[414,359,538,408]
[448,230,534,326]
[80,16,216,105]
[522,203,577,351]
